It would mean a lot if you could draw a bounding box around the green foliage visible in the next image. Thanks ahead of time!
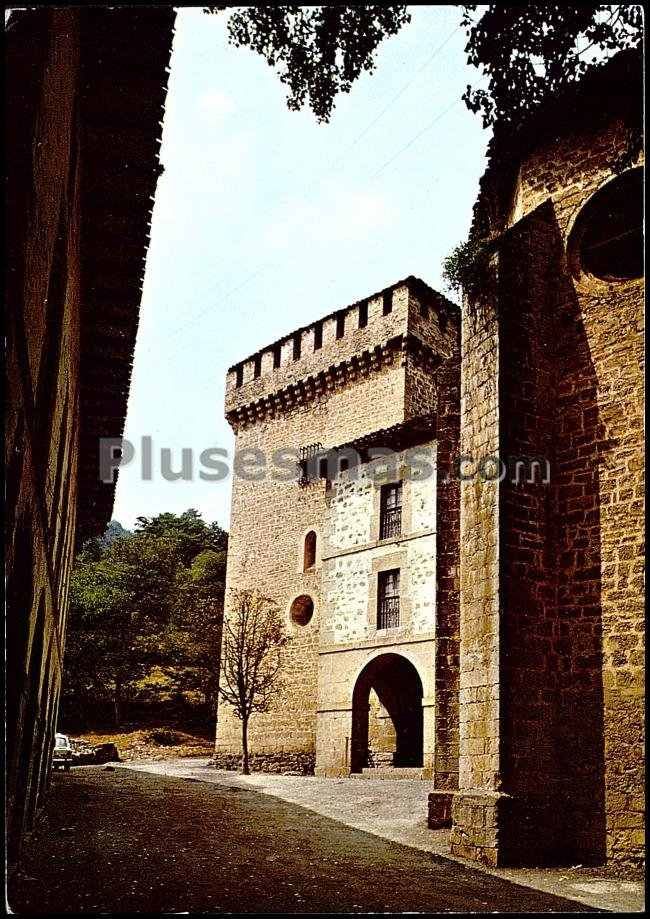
[62,511,228,730]
[442,235,493,297]
[206,5,411,122]
[206,5,642,130]
[461,5,642,129]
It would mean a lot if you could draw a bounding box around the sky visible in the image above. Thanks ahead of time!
[112,5,490,531]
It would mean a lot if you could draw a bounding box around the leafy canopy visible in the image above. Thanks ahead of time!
[63,510,228,728]
[206,5,642,128]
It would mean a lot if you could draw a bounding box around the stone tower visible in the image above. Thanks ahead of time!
[214,276,460,779]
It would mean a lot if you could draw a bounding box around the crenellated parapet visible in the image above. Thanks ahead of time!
[225,276,458,430]
[226,333,449,432]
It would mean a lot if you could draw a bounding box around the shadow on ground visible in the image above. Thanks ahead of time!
[9,768,597,914]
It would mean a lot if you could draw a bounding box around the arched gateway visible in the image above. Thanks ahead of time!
[350,653,424,773]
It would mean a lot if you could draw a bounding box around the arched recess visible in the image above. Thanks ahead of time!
[303,530,317,571]
[568,167,643,282]
[350,653,423,773]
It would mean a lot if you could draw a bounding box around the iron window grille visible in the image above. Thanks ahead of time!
[380,482,402,539]
[298,442,324,486]
[377,569,400,629]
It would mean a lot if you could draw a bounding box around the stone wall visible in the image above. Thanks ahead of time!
[316,442,439,777]
[452,108,644,868]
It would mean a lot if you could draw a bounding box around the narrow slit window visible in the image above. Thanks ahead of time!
[336,313,345,339]
[382,290,393,315]
[293,334,301,361]
[253,354,262,378]
[314,322,323,350]
[303,531,317,570]
[273,345,282,369]
[235,365,244,387]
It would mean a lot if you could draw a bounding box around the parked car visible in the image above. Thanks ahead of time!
[52,733,73,771]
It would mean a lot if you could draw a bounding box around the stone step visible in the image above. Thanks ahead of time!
[351,767,426,780]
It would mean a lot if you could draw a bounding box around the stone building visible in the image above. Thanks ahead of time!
[5,7,174,861]
[218,49,643,872]
[444,49,644,869]
[215,277,461,782]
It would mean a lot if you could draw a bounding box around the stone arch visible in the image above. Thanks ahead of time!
[567,166,643,283]
[350,653,424,773]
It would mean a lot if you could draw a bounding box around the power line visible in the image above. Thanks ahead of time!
[327,24,461,168]
[368,98,460,181]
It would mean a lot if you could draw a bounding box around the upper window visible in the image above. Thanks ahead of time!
[303,531,317,570]
[380,482,402,540]
[377,569,400,629]
[570,168,643,282]
[314,321,323,350]
[382,290,393,315]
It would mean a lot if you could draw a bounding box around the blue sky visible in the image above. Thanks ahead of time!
[113,5,490,531]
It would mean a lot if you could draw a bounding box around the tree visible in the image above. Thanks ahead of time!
[207,5,410,123]
[135,509,227,567]
[207,5,642,130]
[164,549,227,715]
[62,511,228,730]
[218,590,290,774]
[66,533,180,726]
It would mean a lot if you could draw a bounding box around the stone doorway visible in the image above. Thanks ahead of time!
[350,654,424,773]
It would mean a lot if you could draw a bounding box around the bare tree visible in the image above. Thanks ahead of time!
[218,589,290,774]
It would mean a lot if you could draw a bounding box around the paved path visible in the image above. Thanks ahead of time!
[9,766,598,914]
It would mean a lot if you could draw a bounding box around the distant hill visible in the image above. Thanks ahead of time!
[99,520,131,548]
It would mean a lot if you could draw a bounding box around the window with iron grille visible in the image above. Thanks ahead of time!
[380,482,402,540]
[377,569,400,629]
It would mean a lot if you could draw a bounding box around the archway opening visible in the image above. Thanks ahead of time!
[350,653,423,773]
